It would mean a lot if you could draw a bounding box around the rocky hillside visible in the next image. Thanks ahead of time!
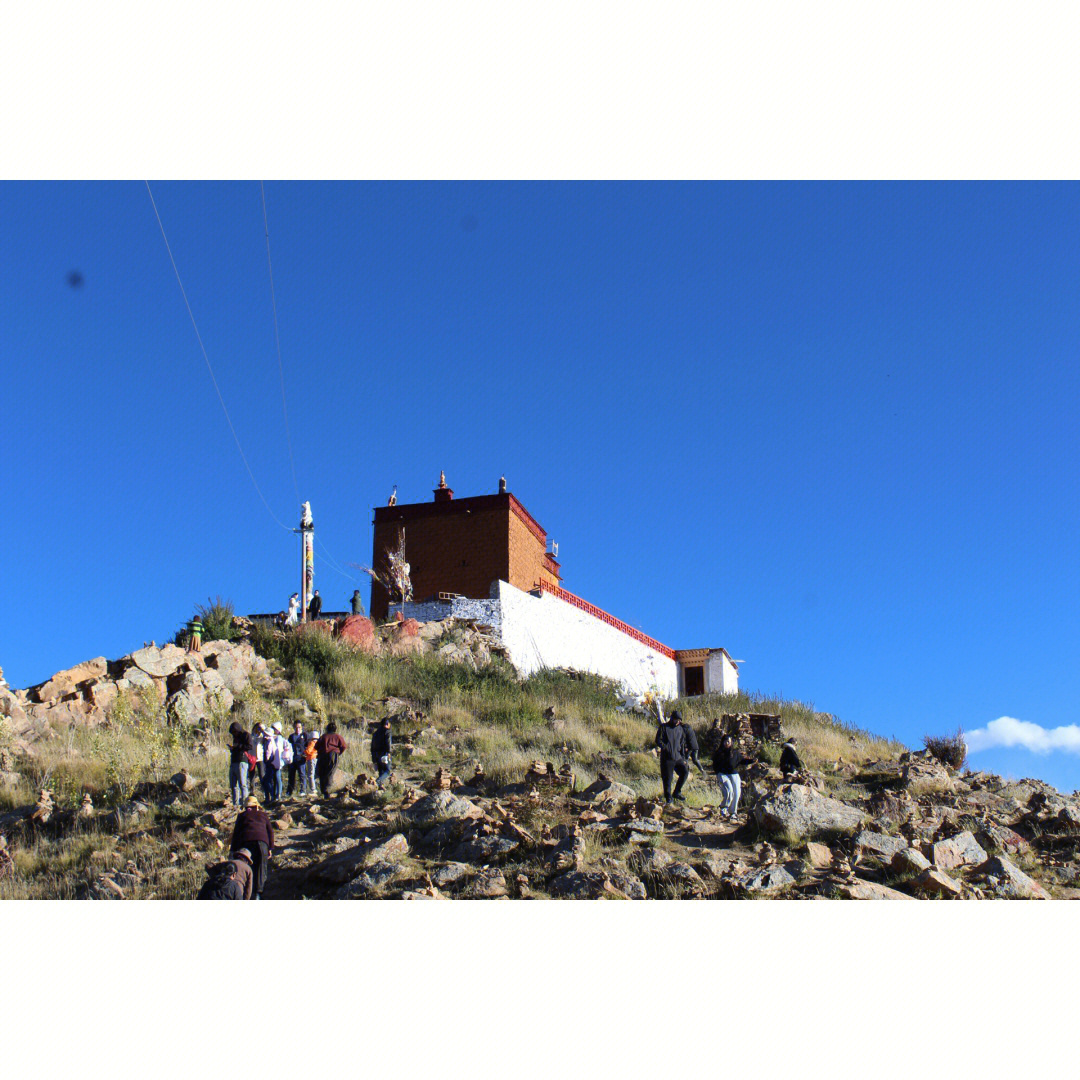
[2,619,1078,899]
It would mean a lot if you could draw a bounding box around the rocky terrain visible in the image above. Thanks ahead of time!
[2,616,1078,900]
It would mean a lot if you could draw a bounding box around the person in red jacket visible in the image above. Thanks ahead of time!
[230,796,275,899]
[315,721,348,796]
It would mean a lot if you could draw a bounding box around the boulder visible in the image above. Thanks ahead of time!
[978,856,1049,900]
[754,784,867,839]
[909,868,963,898]
[579,775,637,807]
[466,868,508,898]
[431,862,471,888]
[891,847,932,875]
[202,646,252,693]
[368,833,409,861]
[978,823,1029,857]
[129,644,194,679]
[931,830,988,872]
[30,657,108,703]
[838,879,914,900]
[404,791,484,826]
[308,843,370,885]
[740,864,798,894]
[336,860,402,898]
[805,842,834,869]
[451,835,520,863]
[854,830,908,862]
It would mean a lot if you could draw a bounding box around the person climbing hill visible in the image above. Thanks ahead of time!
[654,709,691,805]
[315,722,347,796]
[231,796,274,899]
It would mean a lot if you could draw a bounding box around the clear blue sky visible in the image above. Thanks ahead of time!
[2,182,1078,789]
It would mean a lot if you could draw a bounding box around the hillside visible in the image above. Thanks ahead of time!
[1,617,1076,900]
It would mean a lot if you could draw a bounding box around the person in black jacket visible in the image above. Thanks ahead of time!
[371,717,393,788]
[780,737,803,780]
[712,734,743,819]
[654,710,691,805]
[308,590,323,620]
[231,796,275,899]
[228,721,253,807]
[684,722,706,776]
[197,860,244,900]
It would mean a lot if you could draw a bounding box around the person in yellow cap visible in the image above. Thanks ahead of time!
[230,795,274,899]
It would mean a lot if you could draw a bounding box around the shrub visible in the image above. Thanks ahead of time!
[924,728,967,770]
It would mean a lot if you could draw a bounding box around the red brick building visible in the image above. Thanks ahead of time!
[369,475,562,620]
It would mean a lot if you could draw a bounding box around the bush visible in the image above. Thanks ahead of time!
[924,728,967,770]
[175,597,239,645]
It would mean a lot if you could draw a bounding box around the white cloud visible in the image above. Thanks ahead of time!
[966,717,1080,756]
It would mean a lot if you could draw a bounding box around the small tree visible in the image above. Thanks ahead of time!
[356,528,412,613]
[195,596,239,642]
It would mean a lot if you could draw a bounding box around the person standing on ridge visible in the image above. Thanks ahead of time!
[315,721,347,796]
[654,709,691,805]
[308,590,322,621]
[371,717,393,788]
[231,795,274,900]
[186,615,204,652]
[286,593,300,626]
[350,589,365,616]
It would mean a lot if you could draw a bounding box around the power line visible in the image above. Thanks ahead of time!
[144,181,294,534]
[259,181,301,505]
[316,535,360,582]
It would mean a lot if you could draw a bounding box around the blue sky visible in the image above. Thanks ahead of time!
[2,181,1077,789]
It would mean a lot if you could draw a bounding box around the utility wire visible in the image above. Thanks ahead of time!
[259,181,301,506]
[316,535,360,582]
[145,181,294,533]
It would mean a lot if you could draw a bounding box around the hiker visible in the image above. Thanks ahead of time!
[684,720,706,776]
[228,720,253,807]
[780,736,804,781]
[262,721,287,803]
[186,615,204,652]
[308,589,322,620]
[231,795,274,899]
[229,847,255,900]
[654,709,691,805]
[286,720,307,797]
[286,593,300,626]
[197,859,244,900]
[251,722,268,790]
[371,717,393,788]
[302,731,319,795]
[712,733,743,820]
[315,721,347,796]
[350,589,365,616]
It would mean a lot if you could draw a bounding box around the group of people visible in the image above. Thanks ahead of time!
[275,589,366,629]
[201,713,396,899]
[653,710,806,819]
[227,717,349,805]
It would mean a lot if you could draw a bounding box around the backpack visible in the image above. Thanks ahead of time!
[198,862,240,900]
[282,739,294,765]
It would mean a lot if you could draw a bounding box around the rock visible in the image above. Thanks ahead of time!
[891,847,932,875]
[451,835,520,863]
[308,843,371,884]
[854,830,908,862]
[368,833,409,861]
[129,644,192,679]
[978,822,1029,857]
[202,646,252,693]
[805,842,833,869]
[838,879,914,900]
[404,791,484,826]
[931,830,988,871]
[420,819,468,849]
[85,679,118,711]
[579,775,637,807]
[431,862,471,888]
[336,860,402,898]
[30,657,108,703]
[978,855,1049,900]
[910,868,963,898]
[740,864,797,893]
[467,868,508,898]
[170,770,195,792]
[754,784,867,839]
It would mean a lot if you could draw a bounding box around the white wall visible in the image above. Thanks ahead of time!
[706,650,739,696]
[495,581,678,697]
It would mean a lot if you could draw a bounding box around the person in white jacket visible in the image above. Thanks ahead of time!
[286,593,300,626]
[262,722,288,804]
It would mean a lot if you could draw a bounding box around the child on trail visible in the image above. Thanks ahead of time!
[186,615,204,652]
[303,732,319,796]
